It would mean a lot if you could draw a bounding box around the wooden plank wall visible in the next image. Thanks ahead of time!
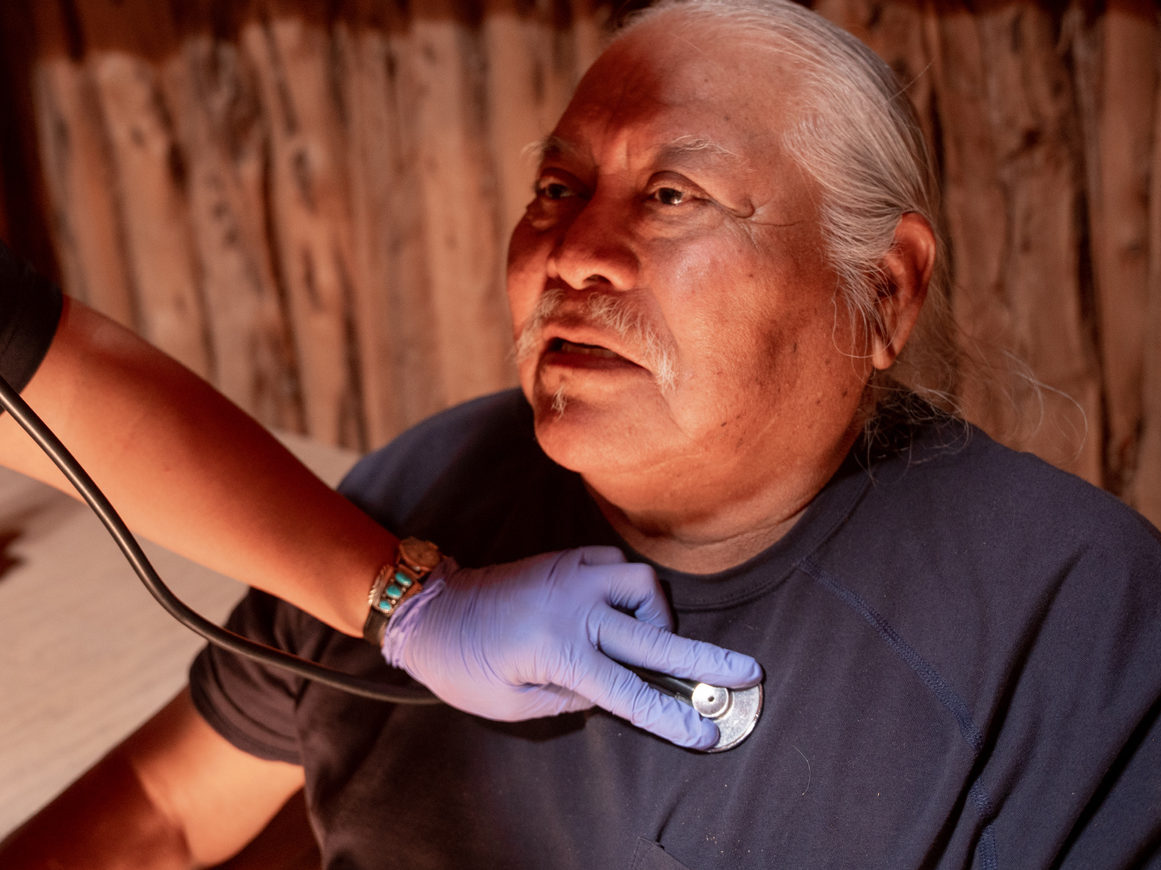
[0,0,1157,528]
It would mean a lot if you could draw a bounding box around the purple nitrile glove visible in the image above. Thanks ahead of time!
[380,545,763,750]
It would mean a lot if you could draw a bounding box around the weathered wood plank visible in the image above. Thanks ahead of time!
[73,0,212,376]
[926,3,1102,480]
[240,2,363,446]
[989,4,1101,481]
[27,3,137,328]
[1129,51,1161,526]
[176,19,306,432]
[1086,0,1158,492]
[407,7,510,415]
[335,3,438,448]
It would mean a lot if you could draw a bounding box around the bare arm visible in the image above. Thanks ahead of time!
[0,297,392,635]
[0,689,305,869]
[0,294,764,749]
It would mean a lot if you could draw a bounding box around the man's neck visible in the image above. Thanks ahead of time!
[594,497,806,574]
[584,443,851,575]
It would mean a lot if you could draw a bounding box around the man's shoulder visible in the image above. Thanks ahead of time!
[862,418,1161,577]
[341,389,534,504]
[923,423,1155,539]
[818,419,1161,722]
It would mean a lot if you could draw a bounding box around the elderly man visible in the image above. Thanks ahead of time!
[5,0,1160,867]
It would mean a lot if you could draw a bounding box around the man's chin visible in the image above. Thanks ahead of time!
[530,390,617,472]
[530,387,580,449]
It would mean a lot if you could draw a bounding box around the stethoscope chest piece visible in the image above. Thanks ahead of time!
[629,665,764,752]
[693,682,762,752]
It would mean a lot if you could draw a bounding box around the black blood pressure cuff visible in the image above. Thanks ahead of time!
[0,239,63,402]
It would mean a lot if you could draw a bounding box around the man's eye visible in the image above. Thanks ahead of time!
[652,187,688,206]
[536,181,573,200]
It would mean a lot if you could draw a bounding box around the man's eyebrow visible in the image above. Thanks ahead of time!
[527,133,739,168]
[526,134,583,166]
[658,135,740,163]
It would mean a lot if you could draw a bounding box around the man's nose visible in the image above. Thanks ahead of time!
[546,194,639,292]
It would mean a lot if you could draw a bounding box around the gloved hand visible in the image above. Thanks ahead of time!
[381,545,763,750]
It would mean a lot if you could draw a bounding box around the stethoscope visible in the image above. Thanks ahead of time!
[0,374,760,749]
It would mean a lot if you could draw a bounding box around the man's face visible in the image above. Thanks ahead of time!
[507,15,872,515]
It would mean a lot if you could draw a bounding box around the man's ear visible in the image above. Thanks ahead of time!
[869,212,935,371]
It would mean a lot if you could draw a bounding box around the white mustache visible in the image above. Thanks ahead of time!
[514,288,678,392]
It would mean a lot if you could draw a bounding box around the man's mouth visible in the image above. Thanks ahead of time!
[549,338,626,361]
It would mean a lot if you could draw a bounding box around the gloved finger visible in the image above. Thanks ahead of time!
[578,558,674,631]
[565,651,720,749]
[593,611,763,688]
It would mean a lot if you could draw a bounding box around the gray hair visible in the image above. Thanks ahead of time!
[614,0,962,421]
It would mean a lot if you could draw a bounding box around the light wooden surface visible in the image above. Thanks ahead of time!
[0,432,356,841]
